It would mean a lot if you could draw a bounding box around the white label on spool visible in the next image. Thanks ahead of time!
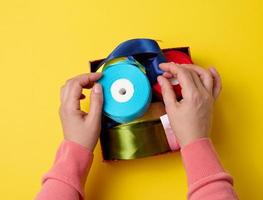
[110,78,134,103]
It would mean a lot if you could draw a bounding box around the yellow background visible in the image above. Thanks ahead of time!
[0,0,262,199]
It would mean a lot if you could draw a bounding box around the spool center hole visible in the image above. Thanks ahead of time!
[119,88,126,95]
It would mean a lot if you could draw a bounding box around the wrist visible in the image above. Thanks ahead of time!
[180,136,209,148]
[64,137,97,152]
[180,138,225,185]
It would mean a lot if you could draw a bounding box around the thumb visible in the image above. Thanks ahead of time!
[157,76,178,110]
[87,83,104,124]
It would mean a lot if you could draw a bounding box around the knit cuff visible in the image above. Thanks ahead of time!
[42,140,93,199]
[181,138,225,185]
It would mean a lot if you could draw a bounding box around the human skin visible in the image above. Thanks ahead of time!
[157,63,221,147]
[59,64,221,149]
[59,73,103,151]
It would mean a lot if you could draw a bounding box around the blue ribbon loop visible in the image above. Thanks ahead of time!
[99,38,167,84]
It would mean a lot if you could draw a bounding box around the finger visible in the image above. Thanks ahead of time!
[157,76,178,108]
[209,67,222,99]
[162,71,173,79]
[159,62,176,72]
[189,70,206,92]
[60,85,66,102]
[61,85,87,102]
[86,83,104,125]
[160,63,198,98]
[65,73,102,100]
[63,73,102,111]
[180,64,213,94]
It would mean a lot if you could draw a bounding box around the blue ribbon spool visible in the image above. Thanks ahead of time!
[98,58,152,123]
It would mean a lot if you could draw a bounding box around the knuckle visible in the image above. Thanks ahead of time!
[169,62,176,68]
[167,61,175,66]
[202,92,215,105]
[203,69,211,77]
[193,92,212,103]
[206,71,213,80]
[66,79,73,86]
[60,85,65,93]
[201,69,212,79]
[177,66,185,72]
[59,103,72,115]
[67,79,79,88]
[204,93,213,102]
[206,69,212,76]
[177,67,187,75]
[59,105,65,116]
[191,92,213,105]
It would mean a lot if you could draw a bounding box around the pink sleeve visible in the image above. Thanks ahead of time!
[181,138,239,200]
[35,140,93,200]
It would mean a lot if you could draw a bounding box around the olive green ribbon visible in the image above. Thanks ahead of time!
[100,102,171,160]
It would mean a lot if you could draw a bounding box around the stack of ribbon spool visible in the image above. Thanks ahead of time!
[89,39,193,161]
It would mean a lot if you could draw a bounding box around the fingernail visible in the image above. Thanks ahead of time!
[93,83,102,94]
[157,76,163,86]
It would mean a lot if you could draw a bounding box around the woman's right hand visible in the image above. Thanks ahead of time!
[157,63,222,147]
[59,73,103,151]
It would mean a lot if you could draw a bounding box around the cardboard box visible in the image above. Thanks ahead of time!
[89,47,191,160]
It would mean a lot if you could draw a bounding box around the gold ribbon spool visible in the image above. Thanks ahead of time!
[100,102,171,160]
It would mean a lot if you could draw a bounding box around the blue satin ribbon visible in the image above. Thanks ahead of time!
[98,39,167,84]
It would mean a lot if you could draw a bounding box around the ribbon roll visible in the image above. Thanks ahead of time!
[89,40,193,161]
[103,56,146,73]
[152,50,193,101]
[100,102,171,160]
[98,58,152,123]
[97,38,166,84]
[118,102,166,126]
[164,50,193,64]
[160,114,180,151]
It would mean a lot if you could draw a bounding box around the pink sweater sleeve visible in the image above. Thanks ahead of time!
[181,138,239,200]
[36,138,238,200]
[35,140,93,200]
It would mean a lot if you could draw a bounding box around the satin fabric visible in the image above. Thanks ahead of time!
[100,102,170,160]
[152,50,193,101]
[96,40,193,160]
[98,58,152,123]
[97,38,166,84]
[100,119,170,160]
